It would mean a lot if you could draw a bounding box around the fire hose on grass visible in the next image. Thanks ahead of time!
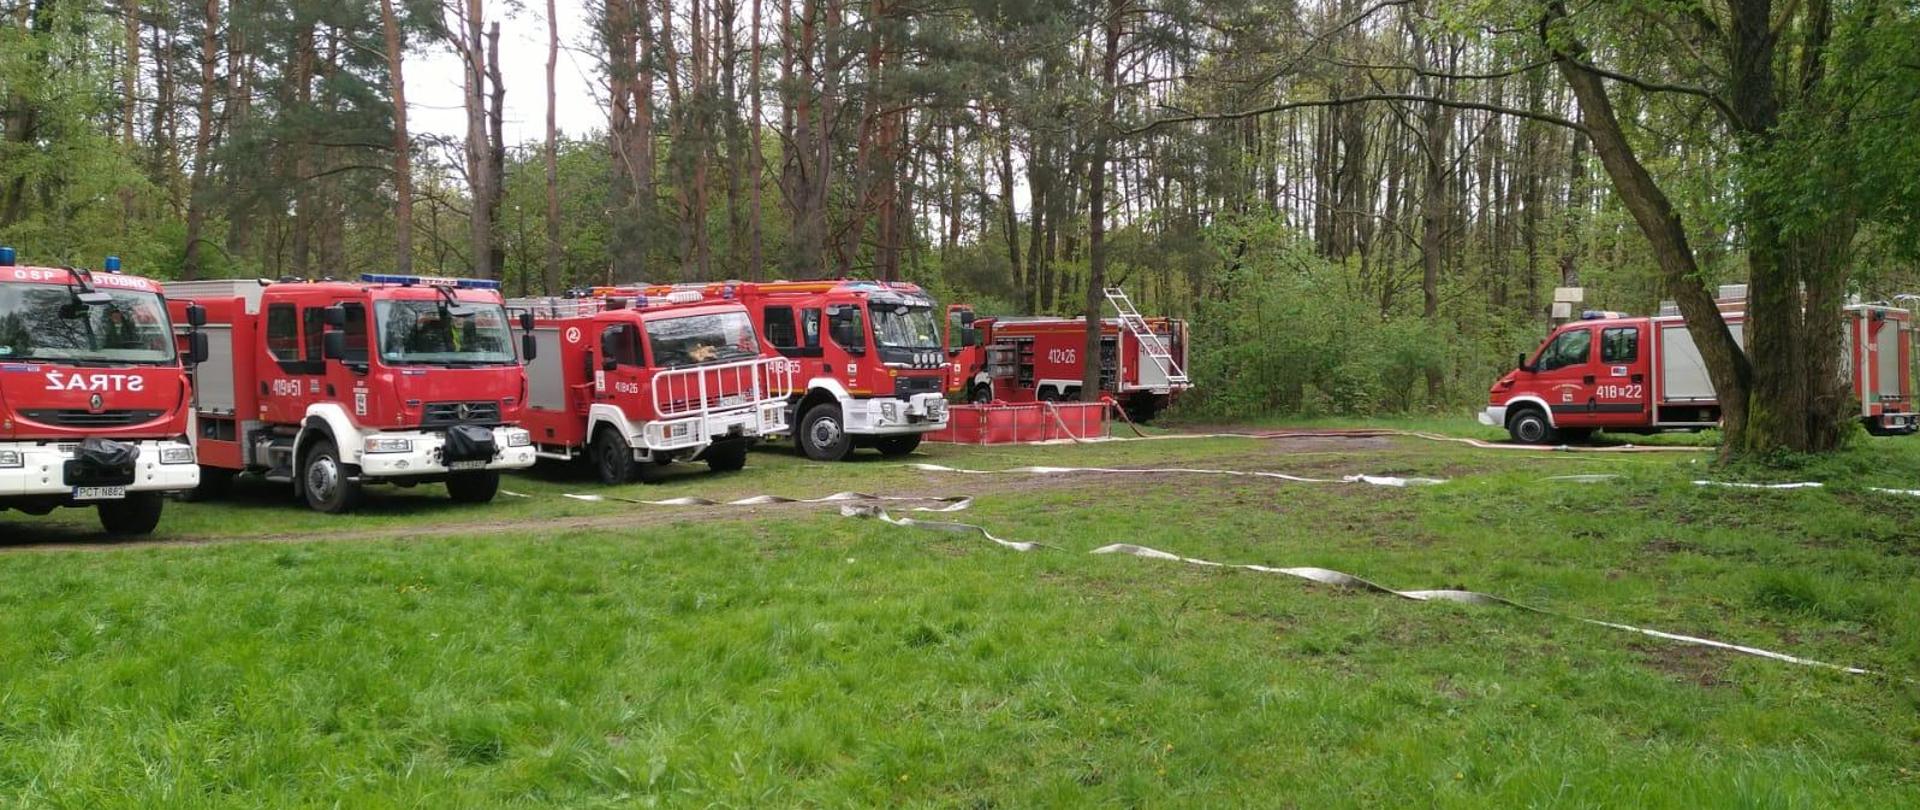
[514,461,1900,682]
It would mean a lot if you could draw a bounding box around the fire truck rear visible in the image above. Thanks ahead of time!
[509,290,790,483]
[945,288,1190,422]
[632,280,951,461]
[1482,289,1916,443]
[0,248,204,534]
[167,274,537,513]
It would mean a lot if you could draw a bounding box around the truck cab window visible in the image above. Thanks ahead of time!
[801,309,821,349]
[303,307,327,362]
[266,304,300,361]
[1537,328,1592,371]
[764,306,797,349]
[1601,327,1638,363]
[828,306,866,352]
[604,324,642,366]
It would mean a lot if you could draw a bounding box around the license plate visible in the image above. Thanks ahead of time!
[448,460,487,471]
[73,486,126,501]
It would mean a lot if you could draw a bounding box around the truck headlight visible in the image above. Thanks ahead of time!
[880,401,901,422]
[364,436,414,454]
[505,429,532,448]
[0,449,21,468]
[159,445,196,465]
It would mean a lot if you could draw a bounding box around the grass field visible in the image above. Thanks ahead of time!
[1,420,1917,806]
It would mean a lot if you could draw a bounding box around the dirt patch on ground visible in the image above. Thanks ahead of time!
[1630,640,1730,688]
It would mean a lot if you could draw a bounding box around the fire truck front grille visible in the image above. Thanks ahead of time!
[892,375,944,397]
[421,401,502,427]
[21,409,166,428]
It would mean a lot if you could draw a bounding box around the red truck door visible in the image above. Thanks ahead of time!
[1590,324,1652,427]
[1530,324,1602,428]
[259,299,326,425]
[594,321,648,409]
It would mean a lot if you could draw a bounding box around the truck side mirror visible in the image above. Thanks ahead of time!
[186,331,209,365]
[963,326,980,348]
[323,331,347,361]
[519,311,535,331]
[960,310,976,328]
[323,304,347,329]
[522,332,539,362]
[1517,352,1533,373]
[184,303,207,328]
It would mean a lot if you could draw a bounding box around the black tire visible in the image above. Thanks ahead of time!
[176,465,234,503]
[446,470,500,503]
[874,434,922,457]
[968,383,993,405]
[1506,408,1558,445]
[592,428,636,485]
[98,492,164,535]
[301,438,363,514]
[705,439,749,473]
[1037,388,1064,403]
[798,403,854,461]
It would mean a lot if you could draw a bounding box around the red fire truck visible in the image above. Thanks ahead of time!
[0,248,206,534]
[1482,295,1916,443]
[613,280,953,461]
[945,288,1190,422]
[507,290,791,483]
[166,274,538,513]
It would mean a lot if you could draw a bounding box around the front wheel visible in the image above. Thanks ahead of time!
[798,403,854,461]
[447,470,500,503]
[1506,409,1558,445]
[592,428,636,485]
[874,434,922,457]
[302,438,363,514]
[98,492,164,535]
[968,384,993,405]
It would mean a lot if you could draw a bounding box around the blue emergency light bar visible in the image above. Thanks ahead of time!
[0,246,15,267]
[360,273,502,291]
[104,255,122,273]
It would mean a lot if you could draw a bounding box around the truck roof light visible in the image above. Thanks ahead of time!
[104,255,122,273]
[0,246,13,266]
[667,290,703,305]
[359,272,502,291]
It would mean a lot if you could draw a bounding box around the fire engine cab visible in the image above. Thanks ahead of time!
[945,288,1190,422]
[625,280,953,461]
[0,248,205,534]
[508,290,790,483]
[1482,291,1916,444]
[166,274,538,513]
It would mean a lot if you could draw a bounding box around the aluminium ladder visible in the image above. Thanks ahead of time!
[1102,286,1188,386]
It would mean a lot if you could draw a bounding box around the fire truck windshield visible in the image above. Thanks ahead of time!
[871,305,941,350]
[375,299,517,366]
[0,283,176,365]
[646,311,762,367]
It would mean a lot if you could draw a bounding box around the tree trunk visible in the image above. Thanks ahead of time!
[181,0,220,279]
[1083,0,1122,403]
[121,0,141,235]
[543,0,561,293]
[380,0,414,274]
[463,0,491,277]
[486,22,506,280]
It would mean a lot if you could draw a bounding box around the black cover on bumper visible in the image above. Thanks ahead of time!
[65,438,140,486]
[443,424,497,463]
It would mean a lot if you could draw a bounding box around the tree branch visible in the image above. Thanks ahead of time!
[1131,95,1585,137]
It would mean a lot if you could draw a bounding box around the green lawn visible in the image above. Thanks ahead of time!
[1,425,1916,806]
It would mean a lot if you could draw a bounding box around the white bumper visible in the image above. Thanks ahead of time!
[639,400,790,452]
[0,438,200,498]
[845,393,949,436]
[1477,406,1507,428]
[354,426,536,477]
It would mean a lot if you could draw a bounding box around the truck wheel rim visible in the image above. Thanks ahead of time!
[810,416,841,448]
[1519,420,1543,442]
[307,455,339,500]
